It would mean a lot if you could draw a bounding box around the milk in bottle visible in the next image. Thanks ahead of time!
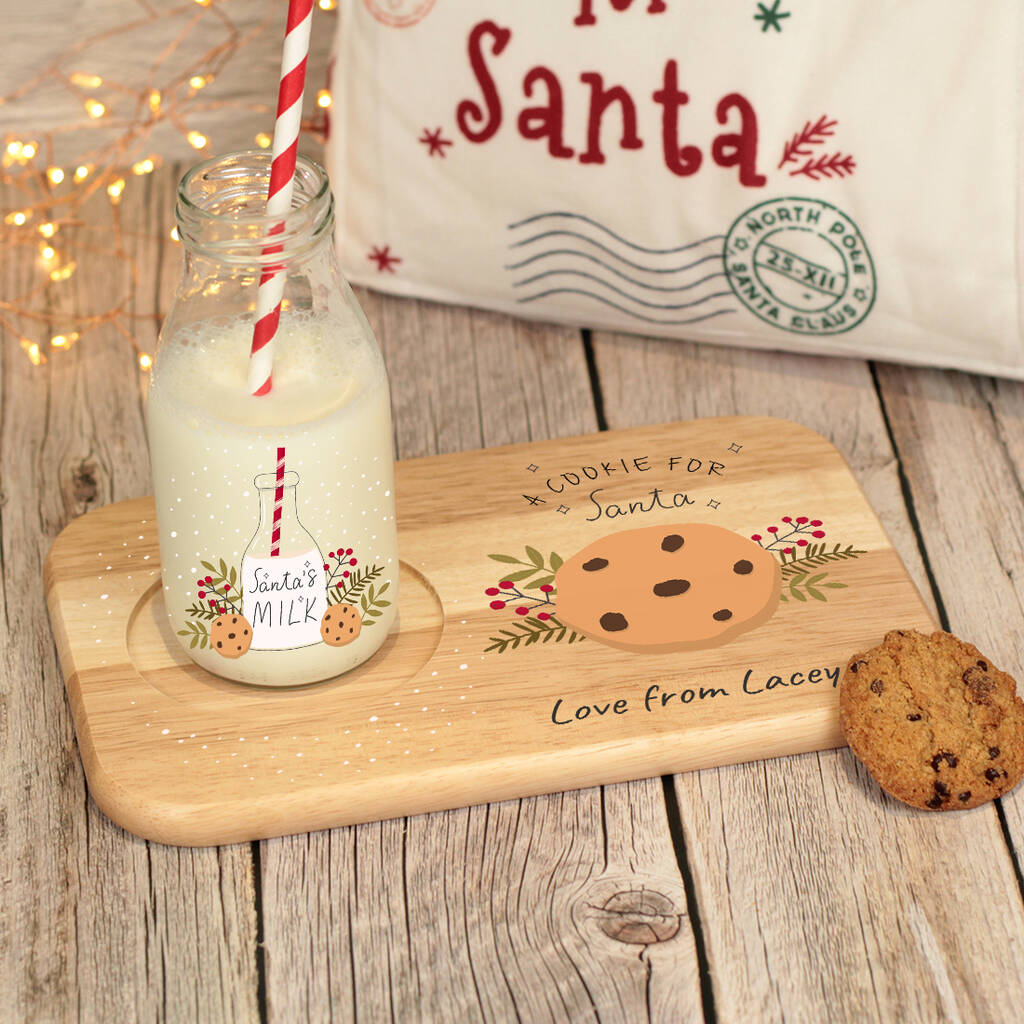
[146,153,398,686]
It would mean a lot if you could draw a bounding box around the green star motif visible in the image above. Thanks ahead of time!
[754,0,791,32]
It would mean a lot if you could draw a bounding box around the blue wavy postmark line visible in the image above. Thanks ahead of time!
[508,211,725,255]
[511,264,727,294]
[505,247,725,279]
[508,231,724,274]
[506,211,737,325]
[514,290,737,326]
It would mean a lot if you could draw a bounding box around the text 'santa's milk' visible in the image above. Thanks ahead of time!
[147,311,399,686]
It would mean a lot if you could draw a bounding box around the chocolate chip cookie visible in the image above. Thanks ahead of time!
[209,613,253,659]
[554,523,781,652]
[320,602,362,647]
[839,629,1024,810]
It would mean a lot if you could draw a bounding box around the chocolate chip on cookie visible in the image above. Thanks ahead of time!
[839,629,1024,810]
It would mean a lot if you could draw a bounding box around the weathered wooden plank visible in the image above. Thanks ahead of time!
[1,0,334,163]
[0,168,259,1021]
[259,296,703,1023]
[591,331,1024,1022]
[874,364,1024,889]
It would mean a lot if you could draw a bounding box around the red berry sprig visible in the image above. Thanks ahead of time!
[484,580,555,619]
[325,547,358,590]
[195,573,240,616]
[750,516,825,553]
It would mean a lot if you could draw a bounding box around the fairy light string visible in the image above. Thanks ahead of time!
[0,0,333,367]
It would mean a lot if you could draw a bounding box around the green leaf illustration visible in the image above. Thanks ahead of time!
[496,568,538,584]
[484,615,585,654]
[329,564,385,606]
[358,570,393,625]
[178,620,210,647]
[780,543,866,577]
[486,546,565,598]
[780,571,847,604]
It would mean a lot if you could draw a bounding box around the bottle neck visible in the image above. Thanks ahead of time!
[175,151,334,272]
[248,471,319,559]
[257,483,299,535]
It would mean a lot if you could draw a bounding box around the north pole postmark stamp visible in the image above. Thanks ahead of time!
[363,0,436,28]
[723,197,876,336]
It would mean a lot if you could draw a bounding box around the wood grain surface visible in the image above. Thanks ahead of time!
[3,160,1024,1023]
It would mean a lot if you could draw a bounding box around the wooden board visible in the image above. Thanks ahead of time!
[45,415,934,846]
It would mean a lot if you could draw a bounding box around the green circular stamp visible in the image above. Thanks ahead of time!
[723,197,876,335]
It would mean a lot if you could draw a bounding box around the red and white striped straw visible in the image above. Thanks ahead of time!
[270,447,286,557]
[248,0,314,397]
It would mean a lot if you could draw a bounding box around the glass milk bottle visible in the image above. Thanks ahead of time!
[146,152,398,686]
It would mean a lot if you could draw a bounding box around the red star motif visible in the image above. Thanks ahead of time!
[418,126,453,158]
[367,245,402,274]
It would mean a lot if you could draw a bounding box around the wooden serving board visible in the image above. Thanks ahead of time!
[46,416,934,846]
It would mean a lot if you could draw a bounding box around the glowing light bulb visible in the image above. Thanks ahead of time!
[85,99,106,119]
[189,74,213,90]
[70,72,103,89]
[187,130,208,150]
[316,90,332,109]
[132,158,155,175]
[47,167,65,185]
[107,178,126,203]
[5,211,28,226]
[74,164,91,182]
[38,222,56,238]
[254,132,272,149]
[40,244,56,261]
[51,334,68,348]
[6,142,22,157]
[139,353,153,370]
[26,342,43,365]
[148,90,162,113]
[21,142,37,159]
[318,0,337,9]
[50,262,76,282]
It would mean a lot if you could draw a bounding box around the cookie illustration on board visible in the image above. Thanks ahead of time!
[554,522,781,652]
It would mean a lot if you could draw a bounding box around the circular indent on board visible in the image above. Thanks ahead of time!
[127,561,443,710]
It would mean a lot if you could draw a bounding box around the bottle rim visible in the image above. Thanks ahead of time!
[175,151,334,266]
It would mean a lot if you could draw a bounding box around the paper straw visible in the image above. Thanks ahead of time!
[271,447,286,557]
[248,0,314,397]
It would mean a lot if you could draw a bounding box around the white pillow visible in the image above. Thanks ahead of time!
[329,1,1024,379]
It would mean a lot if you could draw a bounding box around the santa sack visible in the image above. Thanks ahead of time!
[328,1,1024,379]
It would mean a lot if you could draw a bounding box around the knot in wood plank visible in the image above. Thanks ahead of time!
[594,888,681,945]
[71,460,98,504]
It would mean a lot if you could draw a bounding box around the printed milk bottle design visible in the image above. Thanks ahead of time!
[242,464,326,650]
